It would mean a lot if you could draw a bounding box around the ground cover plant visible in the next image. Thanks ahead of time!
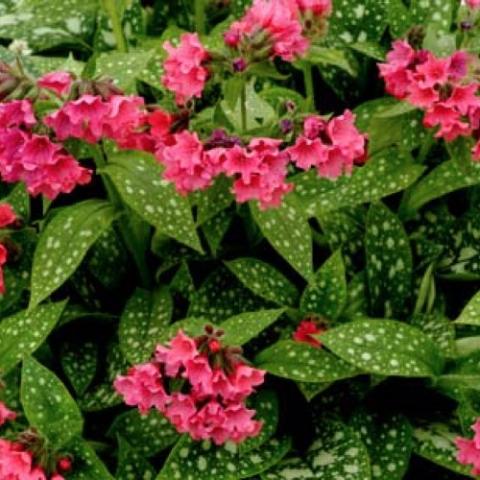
[5,0,480,478]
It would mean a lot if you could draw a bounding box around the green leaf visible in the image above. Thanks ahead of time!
[413,421,473,477]
[262,457,315,479]
[61,341,98,395]
[411,0,454,32]
[188,267,271,322]
[308,418,371,479]
[21,356,83,448]
[238,437,292,478]
[329,0,387,45]
[95,50,155,92]
[116,436,156,480]
[65,437,114,480]
[386,0,412,37]
[226,258,298,306]
[400,145,480,218]
[203,209,233,255]
[350,412,412,480]
[321,319,445,377]
[156,436,239,480]
[241,390,279,454]
[221,309,286,346]
[195,176,233,225]
[119,287,173,364]
[30,199,116,308]
[349,42,386,61]
[108,409,179,457]
[103,151,202,252]
[255,340,360,383]
[3,183,30,221]
[303,47,357,76]
[251,199,313,280]
[0,301,66,375]
[365,203,413,318]
[411,313,456,358]
[456,290,480,326]
[294,148,424,216]
[300,250,347,320]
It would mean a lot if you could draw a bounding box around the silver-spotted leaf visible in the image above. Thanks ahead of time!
[116,436,156,480]
[300,250,347,320]
[0,301,66,375]
[65,437,114,480]
[21,357,83,448]
[119,287,173,364]
[255,340,360,383]
[456,290,480,326]
[103,151,202,252]
[321,319,445,377]
[226,258,298,306]
[61,341,98,395]
[221,309,285,346]
[366,203,412,318]
[30,199,116,307]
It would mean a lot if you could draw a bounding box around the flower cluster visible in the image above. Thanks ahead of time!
[379,40,480,159]
[456,419,480,475]
[293,319,325,348]
[162,33,210,106]
[0,439,70,480]
[286,110,367,178]
[161,0,332,105]
[114,329,265,445]
[0,100,92,199]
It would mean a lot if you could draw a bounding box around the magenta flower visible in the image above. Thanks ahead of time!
[37,71,73,96]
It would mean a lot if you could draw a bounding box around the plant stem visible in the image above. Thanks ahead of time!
[194,0,206,35]
[303,63,315,110]
[241,81,247,132]
[92,146,151,288]
[102,0,128,53]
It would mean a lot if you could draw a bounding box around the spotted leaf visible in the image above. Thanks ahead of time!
[108,410,179,457]
[300,250,347,320]
[321,319,445,377]
[251,199,313,280]
[61,340,98,395]
[21,356,84,449]
[350,411,412,480]
[221,309,286,346]
[255,340,360,383]
[116,436,156,480]
[294,148,424,216]
[65,437,114,480]
[412,421,472,477]
[226,258,299,306]
[456,290,480,326]
[365,203,413,318]
[308,418,371,479]
[0,301,66,375]
[119,287,173,364]
[30,199,116,308]
[103,151,202,253]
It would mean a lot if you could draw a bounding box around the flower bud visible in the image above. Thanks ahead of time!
[57,457,73,472]
[232,57,247,73]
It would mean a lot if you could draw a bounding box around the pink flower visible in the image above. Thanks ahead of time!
[0,439,42,479]
[327,110,366,159]
[415,54,451,88]
[467,0,480,9]
[159,130,217,194]
[114,362,170,414]
[296,0,332,15]
[188,400,228,444]
[44,95,109,143]
[102,95,145,141]
[222,144,262,182]
[286,136,325,169]
[225,0,309,62]
[164,393,197,432]
[184,355,214,396]
[293,319,324,347]
[155,329,199,376]
[0,401,16,425]
[0,100,36,129]
[230,364,266,400]
[304,115,326,139]
[162,33,209,105]
[21,135,62,170]
[0,128,29,182]
[456,419,480,475]
[37,71,73,96]
[224,403,263,443]
[0,203,16,228]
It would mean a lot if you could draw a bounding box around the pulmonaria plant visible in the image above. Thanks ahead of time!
[379,40,480,159]
[115,328,265,445]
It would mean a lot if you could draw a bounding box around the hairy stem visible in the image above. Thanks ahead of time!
[195,0,206,35]
[303,63,315,110]
[241,81,247,132]
[102,0,128,53]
